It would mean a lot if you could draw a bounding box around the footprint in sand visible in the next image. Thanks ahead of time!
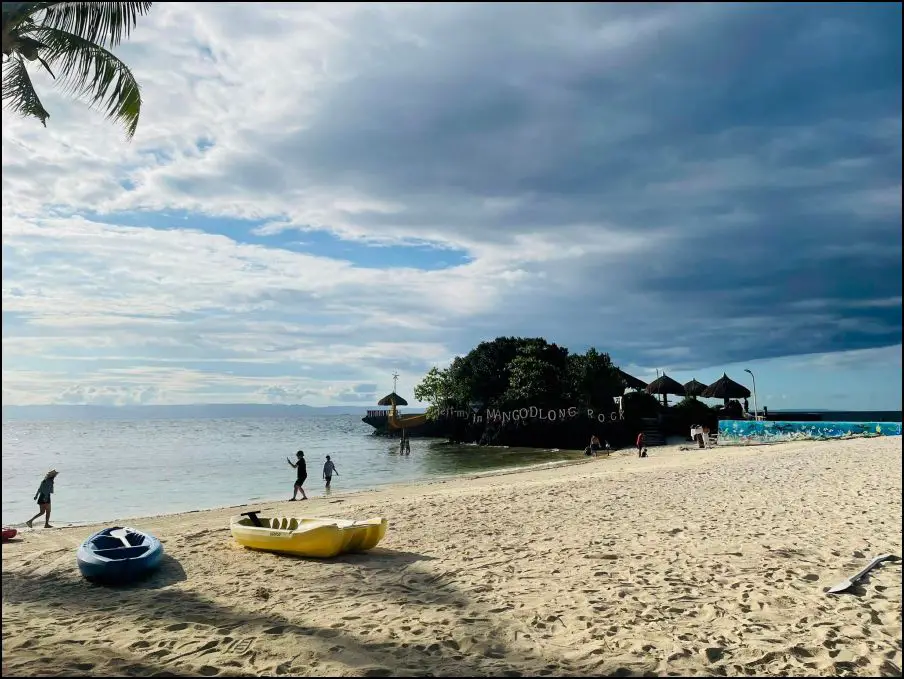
[229,638,255,654]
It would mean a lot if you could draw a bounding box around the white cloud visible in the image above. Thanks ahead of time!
[2,3,900,406]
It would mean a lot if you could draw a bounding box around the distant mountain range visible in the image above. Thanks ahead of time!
[1,403,424,421]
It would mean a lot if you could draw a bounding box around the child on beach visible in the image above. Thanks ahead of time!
[323,455,339,489]
[286,451,308,501]
[26,469,58,528]
[636,432,647,458]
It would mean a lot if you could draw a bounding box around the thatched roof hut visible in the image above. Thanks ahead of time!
[377,392,408,407]
[701,373,750,403]
[683,378,707,398]
[646,374,686,397]
[646,374,686,405]
[617,368,647,392]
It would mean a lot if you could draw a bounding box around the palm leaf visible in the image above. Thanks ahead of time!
[34,25,142,138]
[40,2,152,48]
[1,56,50,125]
[2,3,46,27]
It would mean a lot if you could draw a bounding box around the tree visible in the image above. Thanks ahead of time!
[415,337,630,414]
[504,354,564,406]
[413,367,457,420]
[565,347,622,410]
[2,2,153,139]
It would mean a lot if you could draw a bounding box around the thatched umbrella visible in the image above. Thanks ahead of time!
[646,373,686,406]
[377,392,408,407]
[683,378,707,399]
[701,373,750,405]
[617,368,647,392]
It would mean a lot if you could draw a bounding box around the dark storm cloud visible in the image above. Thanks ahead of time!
[208,3,903,365]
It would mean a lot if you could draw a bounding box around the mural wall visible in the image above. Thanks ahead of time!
[718,420,903,444]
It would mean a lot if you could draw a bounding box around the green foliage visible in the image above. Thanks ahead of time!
[414,336,630,415]
[566,347,622,405]
[671,396,716,414]
[2,2,152,138]
[621,390,661,418]
[413,367,456,420]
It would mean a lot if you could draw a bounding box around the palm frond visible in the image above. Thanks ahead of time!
[2,3,47,27]
[2,5,41,57]
[40,1,152,48]
[1,55,50,125]
[35,25,142,138]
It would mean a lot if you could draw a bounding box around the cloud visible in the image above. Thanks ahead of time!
[1,2,901,406]
[56,384,161,406]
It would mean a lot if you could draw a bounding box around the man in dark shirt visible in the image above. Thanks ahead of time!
[286,450,308,500]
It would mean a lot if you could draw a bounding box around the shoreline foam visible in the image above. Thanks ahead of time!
[3,436,901,677]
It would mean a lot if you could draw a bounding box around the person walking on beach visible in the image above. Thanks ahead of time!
[323,455,339,490]
[589,435,604,457]
[636,432,646,458]
[286,451,308,501]
[26,469,58,528]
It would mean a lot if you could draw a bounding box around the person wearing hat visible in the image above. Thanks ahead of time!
[26,469,58,528]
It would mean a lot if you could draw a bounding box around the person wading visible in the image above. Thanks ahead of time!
[286,450,308,501]
[323,455,339,490]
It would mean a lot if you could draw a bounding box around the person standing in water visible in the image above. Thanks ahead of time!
[399,429,411,455]
[323,455,339,489]
[26,469,58,528]
[286,450,308,501]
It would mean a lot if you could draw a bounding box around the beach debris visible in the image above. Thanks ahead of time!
[827,553,897,594]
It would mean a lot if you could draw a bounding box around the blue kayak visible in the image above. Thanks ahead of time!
[76,526,163,584]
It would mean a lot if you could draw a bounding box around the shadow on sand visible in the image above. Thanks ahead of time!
[1,545,548,677]
[80,554,188,591]
[237,546,435,567]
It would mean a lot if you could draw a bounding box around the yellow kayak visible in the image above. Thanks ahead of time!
[230,511,388,558]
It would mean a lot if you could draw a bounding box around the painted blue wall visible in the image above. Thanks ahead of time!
[719,420,902,444]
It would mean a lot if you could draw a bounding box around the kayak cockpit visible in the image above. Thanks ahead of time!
[92,546,151,560]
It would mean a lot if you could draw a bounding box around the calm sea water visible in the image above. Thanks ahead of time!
[1,415,581,526]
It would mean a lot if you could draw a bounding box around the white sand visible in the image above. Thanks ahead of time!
[2,436,902,677]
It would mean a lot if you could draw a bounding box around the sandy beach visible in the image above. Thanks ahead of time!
[2,436,901,677]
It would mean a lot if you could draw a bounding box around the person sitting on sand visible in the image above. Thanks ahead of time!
[26,469,58,528]
[323,455,339,489]
[286,451,308,501]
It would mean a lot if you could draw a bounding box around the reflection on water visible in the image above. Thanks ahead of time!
[414,442,581,475]
[2,416,583,525]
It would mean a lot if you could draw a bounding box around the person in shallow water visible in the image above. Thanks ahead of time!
[323,455,339,490]
[286,450,308,501]
[399,429,411,455]
[26,469,59,528]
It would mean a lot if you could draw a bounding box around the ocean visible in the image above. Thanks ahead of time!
[1,415,582,526]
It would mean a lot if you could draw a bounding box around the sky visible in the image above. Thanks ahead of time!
[1,2,901,411]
